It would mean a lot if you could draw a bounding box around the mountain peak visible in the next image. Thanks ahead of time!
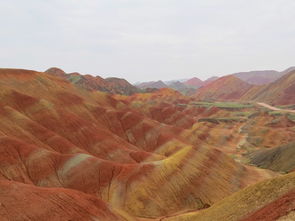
[45,67,66,77]
[184,77,203,88]
[45,68,139,95]
[136,80,167,89]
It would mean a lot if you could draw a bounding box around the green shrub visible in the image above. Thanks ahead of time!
[198,117,246,124]
[192,101,253,109]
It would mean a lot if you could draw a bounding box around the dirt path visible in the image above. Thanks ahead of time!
[257,102,295,113]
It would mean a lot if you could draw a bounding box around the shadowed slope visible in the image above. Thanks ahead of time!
[168,81,196,95]
[249,142,295,173]
[136,80,167,89]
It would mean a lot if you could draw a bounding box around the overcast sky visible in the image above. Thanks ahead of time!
[1,0,295,83]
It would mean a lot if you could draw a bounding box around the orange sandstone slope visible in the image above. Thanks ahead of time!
[0,180,131,221]
[194,75,253,101]
[183,77,204,88]
[0,68,277,219]
[163,172,295,221]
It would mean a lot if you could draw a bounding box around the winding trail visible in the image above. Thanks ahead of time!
[257,102,295,113]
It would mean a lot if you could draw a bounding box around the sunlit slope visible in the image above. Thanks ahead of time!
[247,70,295,105]
[163,172,295,221]
[194,75,253,101]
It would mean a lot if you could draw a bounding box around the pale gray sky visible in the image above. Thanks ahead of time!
[1,0,295,83]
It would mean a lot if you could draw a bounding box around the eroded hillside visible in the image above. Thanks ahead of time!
[0,69,294,220]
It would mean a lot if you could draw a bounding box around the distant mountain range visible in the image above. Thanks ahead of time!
[135,66,295,100]
[194,75,253,101]
[136,76,218,95]
[194,69,295,105]
[136,80,167,89]
[248,69,295,105]
[45,66,295,105]
[233,66,295,85]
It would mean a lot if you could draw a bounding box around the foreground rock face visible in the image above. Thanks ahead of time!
[0,68,294,220]
[0,180,130,221]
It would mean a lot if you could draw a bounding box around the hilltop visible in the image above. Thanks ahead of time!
[45,67,140,95]
[194,75,253,101]
[248,70,295,105]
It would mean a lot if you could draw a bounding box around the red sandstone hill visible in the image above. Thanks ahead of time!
[194,75,254,101]
[167,81,196,95]
[234,70,282,85]
[45,67,140,95]
[116,86,295,221]
[247,70,295,105]
[136,77,219,94]
[184,77,204,88]
[136,80,167,89]
[172,77,218,93]
[0,68,280,220]
[190,68,295,105]
[233,66,295,85]
[203,76,219,86]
